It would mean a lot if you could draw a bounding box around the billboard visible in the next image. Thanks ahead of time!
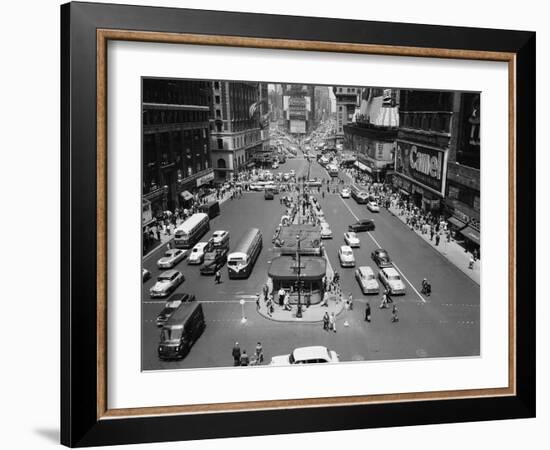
[290,120,306,134]
[395,140,447,195]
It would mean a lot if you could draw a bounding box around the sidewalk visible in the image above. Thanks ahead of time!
[257,292,346,323]
[387,204,480,285]
[340,169,480,285]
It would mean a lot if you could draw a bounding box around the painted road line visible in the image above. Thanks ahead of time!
[338,195,426,304]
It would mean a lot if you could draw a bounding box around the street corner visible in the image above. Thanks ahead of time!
[257,295,345,323]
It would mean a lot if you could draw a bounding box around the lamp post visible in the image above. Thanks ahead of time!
[295,233,302,318]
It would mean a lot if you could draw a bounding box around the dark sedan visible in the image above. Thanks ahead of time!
[200,247,229,275]
[348,218,375,232]
[371,248,393,268]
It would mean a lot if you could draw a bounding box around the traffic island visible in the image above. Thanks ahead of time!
[257,293,345,323]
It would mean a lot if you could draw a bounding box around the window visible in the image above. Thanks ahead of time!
[215,95,220,104]
[216,109,221,118]
[214,81,220,89]
[217,138,223,150]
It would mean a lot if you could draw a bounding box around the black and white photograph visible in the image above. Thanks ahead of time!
[141,79,481,370]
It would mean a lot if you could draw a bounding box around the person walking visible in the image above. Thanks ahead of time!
[323,312,330,331]
[256,293,261,310]
[469,255,475,269]
[329,312,336,333]
[430,226,435,241]
[240,350,250,366]
[215,270,222,284]
[435,233,441,246]
[364,302,371,322]
[278,287,285,306]
[232,342,241,366]
[347,292,353,310]
[379,293,388,309]
[255,342,264,364]
[391,305,399,323]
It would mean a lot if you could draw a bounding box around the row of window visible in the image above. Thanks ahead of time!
[400,111,452,134]
[142,79,210,106]
[143,109,209,126]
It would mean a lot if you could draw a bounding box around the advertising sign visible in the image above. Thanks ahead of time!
[395,141,447,195]
[290,120,306,134]
[196,171,215,187]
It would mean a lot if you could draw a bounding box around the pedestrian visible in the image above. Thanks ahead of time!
[256,293,261,310]
[215,270,221,284]
[240,350,250,366]
[430,227,434,241]
[364,302,371,322]
[473,248,479,261]
[166,241,171,250]
[329,312,336,333]
[379,293,388,309]
[348,292,353,310]
[263,283,269,301]
[385,288,393,304]
[255,342,264,364]
[469,255,475,269]
[232,342,241,366]
[435,233,441,246]
[323,312,330,331]
[278,287,285,306]
[322,191,325,199]
[283,293,292,311]
[391,305,399,323]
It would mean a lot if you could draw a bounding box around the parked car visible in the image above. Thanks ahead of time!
[341,188,351,198]
[338,245,356,267]
[367,200,380,212]
[188,241,209,265]
[200,247,229,275]
[348,218,375,232]
[270,346,340,365]
[354,266,380,295]
[156,248,188,269]
[379,267,406,295]
[343,231,360,248]
[371,248,392,268]
[149,270,185,298]
[142,268,151,282]
[155,293,196,327]
[211,230,230,248]
[320,223,333,239]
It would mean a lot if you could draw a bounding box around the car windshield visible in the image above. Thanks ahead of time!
[388,274,400,280]
[366,273,375,280]
[158,275,173,282]
[228,257,244,266]
[378,252,388,258]
[343,250,352,256]
[160,325,183,342]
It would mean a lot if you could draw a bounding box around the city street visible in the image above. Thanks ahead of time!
[142,154,480,370]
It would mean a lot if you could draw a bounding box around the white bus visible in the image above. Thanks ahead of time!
[173,213,209,249]
[227,228,263,279]
[327,164,339,177]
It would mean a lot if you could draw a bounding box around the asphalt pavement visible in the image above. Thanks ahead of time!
[142,155,480,370]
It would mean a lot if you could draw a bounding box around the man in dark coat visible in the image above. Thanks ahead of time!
[232,342,241,366]
[365,302,371,322]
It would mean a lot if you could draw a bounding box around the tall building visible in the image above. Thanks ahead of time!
[142,78,214,218]
[268,84,284,125]
[393,90,480,252]
[210,81,267,180]
[333,85,360,146]
[314,86,331,123]
[281,84,315,136]
[343,88,399,182]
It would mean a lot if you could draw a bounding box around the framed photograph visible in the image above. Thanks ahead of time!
[61,2,535,447]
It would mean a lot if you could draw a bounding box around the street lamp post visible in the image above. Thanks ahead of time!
[295,233,302,318]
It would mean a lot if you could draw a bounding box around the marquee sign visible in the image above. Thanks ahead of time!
[395,140,448,196]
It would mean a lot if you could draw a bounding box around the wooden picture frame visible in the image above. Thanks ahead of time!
[61,2,535,447]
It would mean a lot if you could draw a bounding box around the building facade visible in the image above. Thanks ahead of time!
[343,88,399,182]
[210,81,267,180]
[333,85,360,147]
[393,90,480,251]
[282,84,315,136]
[142,78,214,218]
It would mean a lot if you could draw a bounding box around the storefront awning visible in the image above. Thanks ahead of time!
[447,216,467,229]
[459,226,480,245]
[354,161,371,172]
[180,190,193,201]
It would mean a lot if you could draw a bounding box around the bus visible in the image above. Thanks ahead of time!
[173,213,209,249]
[227,228,263,279]
[351,186,370,204]
[327,164,339,177]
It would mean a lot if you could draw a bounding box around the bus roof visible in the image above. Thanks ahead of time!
[175,213,208,233]
[164,302,202,328]
[230,228,261,255]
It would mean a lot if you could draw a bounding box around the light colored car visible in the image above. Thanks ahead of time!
[341,188,351,198]
[367,200,380,212]
[156,248,188,269]
[211,230,229,248]
[188,241,209,265]
[149,270,185,298]
[270,346,340,366]
[355,266,380,294]
[379,267,406,295]
[320,223,332,239]
[343,231,360,248]
[338,245,356,267]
